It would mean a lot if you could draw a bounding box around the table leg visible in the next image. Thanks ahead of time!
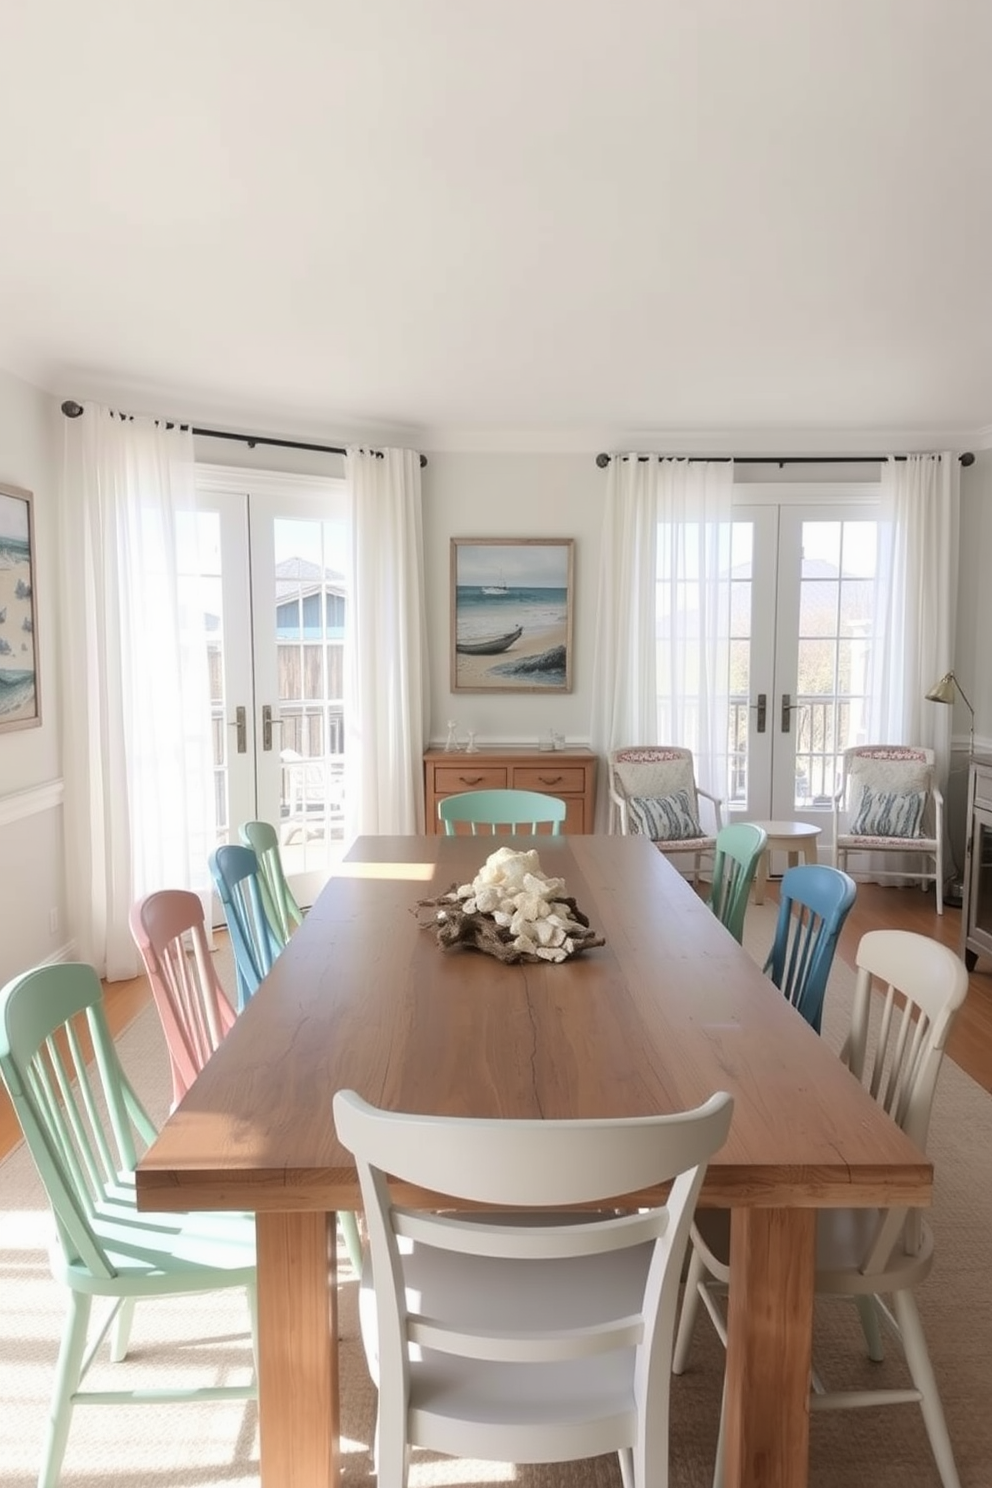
[256,1211,339,1487]
[722,1208,815,1488]
[753,851,769,905]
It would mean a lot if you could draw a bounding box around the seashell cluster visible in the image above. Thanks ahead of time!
[448,846,594,962]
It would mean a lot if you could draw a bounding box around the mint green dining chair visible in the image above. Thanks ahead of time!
[239,818,304,942]
[0,961,257,1488]
[438,788,567,835]
[706,822,768,944]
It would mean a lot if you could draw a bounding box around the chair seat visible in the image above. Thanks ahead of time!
[648,834,716,852]
[409,1354,636,1461]
[361,1234,652,1460]
[58,1182,256,1292]
[814,1211,935,1294]
[690,1206,935,1293]
[835,832,939,850]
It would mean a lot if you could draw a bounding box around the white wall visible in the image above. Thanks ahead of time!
[422,453,603,745]
[0,370,65,984]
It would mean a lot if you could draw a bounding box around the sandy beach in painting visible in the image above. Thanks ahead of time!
[0,551,37,722]
[454,619,567,690]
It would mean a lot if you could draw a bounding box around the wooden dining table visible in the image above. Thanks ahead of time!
[136,833,932,1488]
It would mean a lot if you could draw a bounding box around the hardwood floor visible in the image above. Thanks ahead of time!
[2,880,991,1163]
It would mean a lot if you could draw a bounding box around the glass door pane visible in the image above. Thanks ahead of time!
[774,510,880,822]
[194,474,349,912]
[730,497,881,854]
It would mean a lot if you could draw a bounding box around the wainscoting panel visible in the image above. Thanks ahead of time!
[0,778,67,985]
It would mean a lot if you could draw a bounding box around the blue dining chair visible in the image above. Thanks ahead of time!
[707,822,768,944]
[763,863,857,1032]
[438,788,567,835]
[209,844,283,1012]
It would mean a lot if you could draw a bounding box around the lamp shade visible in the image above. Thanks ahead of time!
[926,672,959,705]
[925,670,975,759]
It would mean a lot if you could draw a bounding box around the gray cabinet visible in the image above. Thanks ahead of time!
[961,754,992,970]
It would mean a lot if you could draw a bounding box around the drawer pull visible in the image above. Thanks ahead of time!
[538,775,563,785]
[459,775,484,786]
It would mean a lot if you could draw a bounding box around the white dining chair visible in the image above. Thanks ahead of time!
[333,1086,734,1488]
[672,928,969,1488]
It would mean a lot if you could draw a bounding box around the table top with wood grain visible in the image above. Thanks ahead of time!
[137,833,930,1214]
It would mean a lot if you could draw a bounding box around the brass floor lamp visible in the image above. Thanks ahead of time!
[925,670,975,905]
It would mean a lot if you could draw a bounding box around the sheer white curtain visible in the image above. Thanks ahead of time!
[590,456,734,827]
[61,405,215,979]
[346,447,429,835]
[872,453,960,781]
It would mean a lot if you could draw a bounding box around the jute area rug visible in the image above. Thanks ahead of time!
[0,902,989,1487]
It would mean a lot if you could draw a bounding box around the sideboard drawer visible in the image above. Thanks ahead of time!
[512,765,587,794]
[432,765,508,793]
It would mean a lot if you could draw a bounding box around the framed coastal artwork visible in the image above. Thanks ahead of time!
[0,483,40,733]
[451,538,574,693]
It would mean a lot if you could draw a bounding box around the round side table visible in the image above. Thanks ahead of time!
[750,820,822,904]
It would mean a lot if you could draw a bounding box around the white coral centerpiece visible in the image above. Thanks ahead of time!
[448,846,591,963]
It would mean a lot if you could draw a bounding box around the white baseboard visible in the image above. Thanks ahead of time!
[37,940,76,967]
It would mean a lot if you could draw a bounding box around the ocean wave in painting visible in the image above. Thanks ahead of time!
[0,669,35,716]
[0,535,30,568]
[454,585,567,644]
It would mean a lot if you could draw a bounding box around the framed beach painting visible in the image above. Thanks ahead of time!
[0,483,40,733]
[451,538,574,693]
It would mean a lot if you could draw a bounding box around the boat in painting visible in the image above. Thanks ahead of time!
[481,569,509,596]
[455,625,523,656]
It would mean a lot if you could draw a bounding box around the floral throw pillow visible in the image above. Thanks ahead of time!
[628,790,702,841]
[851,785,926,839]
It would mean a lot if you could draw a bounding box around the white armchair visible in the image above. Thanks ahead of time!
[831,745,944,914]
[608,746,724,885]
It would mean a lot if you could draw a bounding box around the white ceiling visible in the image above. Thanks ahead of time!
[2,1,991,451]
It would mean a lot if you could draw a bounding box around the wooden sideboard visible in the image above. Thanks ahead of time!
[424,746,598,835]
[961,753,992,970]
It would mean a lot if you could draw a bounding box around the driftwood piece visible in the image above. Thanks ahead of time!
[413,884,605,964]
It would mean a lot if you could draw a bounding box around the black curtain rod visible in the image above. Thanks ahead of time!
[60,401,428,468]
[595,450,975,468]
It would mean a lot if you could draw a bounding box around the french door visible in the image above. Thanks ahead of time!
[195,467,350,907]
[729,486,882,847]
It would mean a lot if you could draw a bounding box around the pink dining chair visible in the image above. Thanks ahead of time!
[130,889,236,1111]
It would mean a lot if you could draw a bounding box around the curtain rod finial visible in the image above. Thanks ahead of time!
[596,452,611,468]
[61,400,84,418]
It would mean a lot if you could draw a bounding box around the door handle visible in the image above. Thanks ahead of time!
[750,693,767,733]
[262,704,283,752]
[781,693,804,733]
[227,705,247,755]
